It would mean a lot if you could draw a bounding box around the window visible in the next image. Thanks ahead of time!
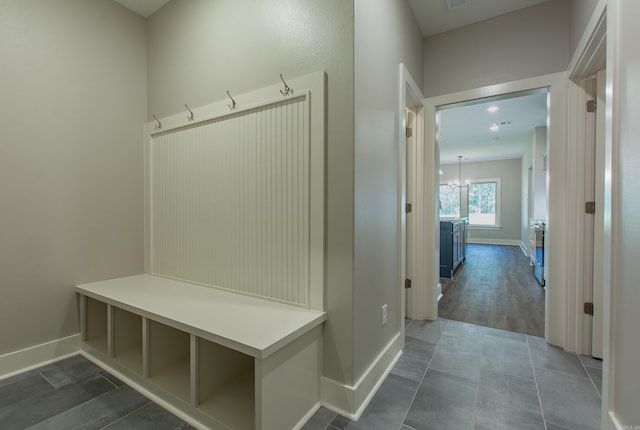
[439,184,460,218]
[467,181,498,226]
[439,179,500,227]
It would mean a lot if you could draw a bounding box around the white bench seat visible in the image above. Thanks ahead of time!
[76,274,326,359]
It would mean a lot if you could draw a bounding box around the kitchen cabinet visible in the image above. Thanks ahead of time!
[440,219,466,279]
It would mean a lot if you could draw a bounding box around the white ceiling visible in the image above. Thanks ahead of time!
[438,91,548,165]
[118,0,550,28]
[408,0,549,37]
[113,0,170,18]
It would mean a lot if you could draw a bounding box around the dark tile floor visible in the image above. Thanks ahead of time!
[303,318,602,430]
[0,354,195,429]
[1,319,602,430]
[438,244,546,337]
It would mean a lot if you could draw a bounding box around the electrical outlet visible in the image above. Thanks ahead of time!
[382,304,388,326]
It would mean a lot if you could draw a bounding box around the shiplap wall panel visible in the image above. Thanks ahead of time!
[149,96,310,306]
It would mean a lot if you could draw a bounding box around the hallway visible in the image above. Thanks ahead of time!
[304,319,602,430]
[438,244,545,337]
[0,320,603,429]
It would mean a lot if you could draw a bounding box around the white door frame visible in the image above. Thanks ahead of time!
[419,72,569,346]
[398,64,424,324]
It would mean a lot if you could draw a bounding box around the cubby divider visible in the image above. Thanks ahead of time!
[84,297,108,355]
[112,307,143,374]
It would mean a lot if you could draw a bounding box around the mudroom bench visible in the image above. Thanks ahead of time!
[76,274,326,430]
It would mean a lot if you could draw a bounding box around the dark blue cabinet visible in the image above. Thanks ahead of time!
[440,219,466,279]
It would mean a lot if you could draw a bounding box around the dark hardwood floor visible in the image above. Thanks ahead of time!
[438,244,545,337]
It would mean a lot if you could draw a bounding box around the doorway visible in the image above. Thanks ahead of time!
[435,90,549,336]
[413,72,568,348]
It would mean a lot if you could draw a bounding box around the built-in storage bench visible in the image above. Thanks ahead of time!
[76,274,326,430]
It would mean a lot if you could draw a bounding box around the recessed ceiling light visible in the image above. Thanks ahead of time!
[487,105,499,113]
[490,123,500,132]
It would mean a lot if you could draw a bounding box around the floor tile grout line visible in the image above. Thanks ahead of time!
[470,332,486,429]
[99,372,121,389]
[98,400,153,430]
[397,319,447,429]
[38,372,56,389]
[578,354,603,400]
[530,360,593,381]
[526,335,549,430]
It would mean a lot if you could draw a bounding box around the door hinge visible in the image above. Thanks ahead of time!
[587,99,597,113]
[405,279,412,289]
[406,203,412,213]
[584,302,594,316]
[585,201,596,214]
[406,127,413,138]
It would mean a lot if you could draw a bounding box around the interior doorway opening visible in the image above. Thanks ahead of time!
[435,89,549,337]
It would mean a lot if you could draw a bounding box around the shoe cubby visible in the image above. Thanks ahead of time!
[112,307,143,374]
[84,297,108,355]
[197,338,255,430]
[148,320,191,402]
[77,275,326,429]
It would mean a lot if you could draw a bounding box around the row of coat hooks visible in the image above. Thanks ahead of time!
[153,73,293,130]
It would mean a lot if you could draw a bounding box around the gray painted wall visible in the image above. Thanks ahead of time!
[147,0,356,385]
[422,0,571,97]
[354,0,424,381]
[0,0,146,355]
[570,0,600,54]
[440,159,522,244]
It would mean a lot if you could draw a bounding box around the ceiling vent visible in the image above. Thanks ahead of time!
[444,0,477,11]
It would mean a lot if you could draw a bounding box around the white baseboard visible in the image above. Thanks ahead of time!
[0,334,81,380]
[520,241,528,256]
[79,351,210,429]
[293,402,322,430]
[467,238,521,246]
[320,333,403,420]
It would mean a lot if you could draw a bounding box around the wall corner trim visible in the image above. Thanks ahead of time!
[520,241,528,256]
[0,334,81,380]
[320,333,403,420]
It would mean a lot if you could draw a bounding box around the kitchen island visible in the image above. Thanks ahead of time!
[440,218,467,279]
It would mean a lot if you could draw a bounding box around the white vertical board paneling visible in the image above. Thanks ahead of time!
[149,95,310,307]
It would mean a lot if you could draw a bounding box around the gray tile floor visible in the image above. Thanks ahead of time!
[0,354,194,429]
[1,319,602,430]
[303,318,602,430]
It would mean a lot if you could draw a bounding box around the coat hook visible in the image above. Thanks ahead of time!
[153,114,161,130]
[280,73,292,96]
[227,90,237,110]
[185,104,194,121]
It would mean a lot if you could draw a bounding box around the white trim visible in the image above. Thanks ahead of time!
[423,72,568,348]
[567,0,607,80]
[398,63,427,321]
[0,334,81,380]
[143,71,326,311]
[293,403,322,430]
[466,238,521,246]
[607,412,626,430]
[520,241,528,256]
[320,333,402,420]
[79,351,208,430]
